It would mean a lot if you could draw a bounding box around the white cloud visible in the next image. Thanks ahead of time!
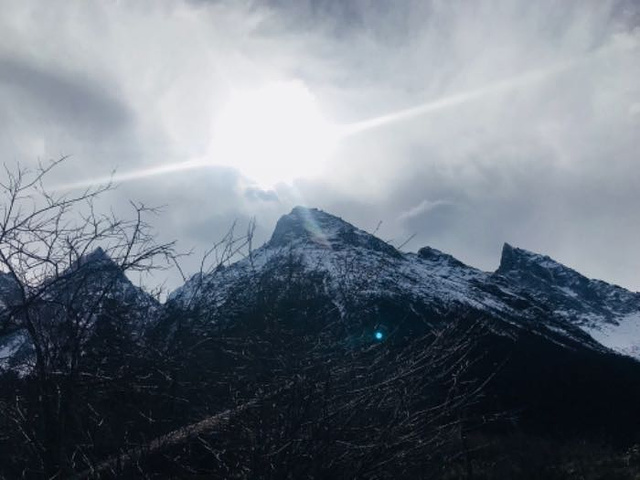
[399,200,455,222]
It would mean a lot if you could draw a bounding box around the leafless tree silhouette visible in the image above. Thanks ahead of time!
[0,158,174,477]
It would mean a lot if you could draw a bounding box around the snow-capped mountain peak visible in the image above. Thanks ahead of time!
[268,206,400,257]
[494,242,640,357]
[495,242,640,320]
[497,243,573,281]
[269,207,343,247]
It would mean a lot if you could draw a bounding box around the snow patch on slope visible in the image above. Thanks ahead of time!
[585,313,640,360]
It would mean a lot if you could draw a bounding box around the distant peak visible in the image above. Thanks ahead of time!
[497,243,564,276]
[269,207,401,257]
[498,243,518,271]
[288,206,341,225]
[269,207,348,247]
[289,206,340,221]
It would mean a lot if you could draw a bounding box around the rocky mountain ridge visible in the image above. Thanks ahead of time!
[171,206,640,359]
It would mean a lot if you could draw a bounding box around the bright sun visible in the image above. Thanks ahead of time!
[210,80,338,187]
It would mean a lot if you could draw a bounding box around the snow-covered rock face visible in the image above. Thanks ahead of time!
[494,243,640,358]
[269,207,400,257]
[587,313,640,359]
[496,243,640,319]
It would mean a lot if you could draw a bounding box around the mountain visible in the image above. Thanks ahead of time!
[52,246,158,319]
[496,243,640,358]
[171,206,638,360]
[0,248,157,373]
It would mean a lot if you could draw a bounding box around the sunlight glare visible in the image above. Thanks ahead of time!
[210,80,337,187]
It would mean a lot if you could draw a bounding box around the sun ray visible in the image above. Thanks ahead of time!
[339,41,630,137]
[281,184,329,247]
[49,158,209,192]
[339,63,572,137]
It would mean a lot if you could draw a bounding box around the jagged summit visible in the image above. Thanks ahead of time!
[65,247,119,276]
[269,207,345,246]
[268,207,399,257]
[495,242,640,345]
[497,243,562,276]
[497,242,618,294]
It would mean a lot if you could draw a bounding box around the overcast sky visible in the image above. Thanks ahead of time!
[1,0,639,293]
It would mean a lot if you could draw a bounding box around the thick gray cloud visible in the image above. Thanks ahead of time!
[1,0,639,292]
[0,56,131,133]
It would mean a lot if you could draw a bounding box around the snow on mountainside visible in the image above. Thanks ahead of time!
[495,243,640,358]
[170,206,630,357]
[588,313,640,359]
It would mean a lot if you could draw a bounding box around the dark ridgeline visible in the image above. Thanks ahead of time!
[1,204,640,478]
